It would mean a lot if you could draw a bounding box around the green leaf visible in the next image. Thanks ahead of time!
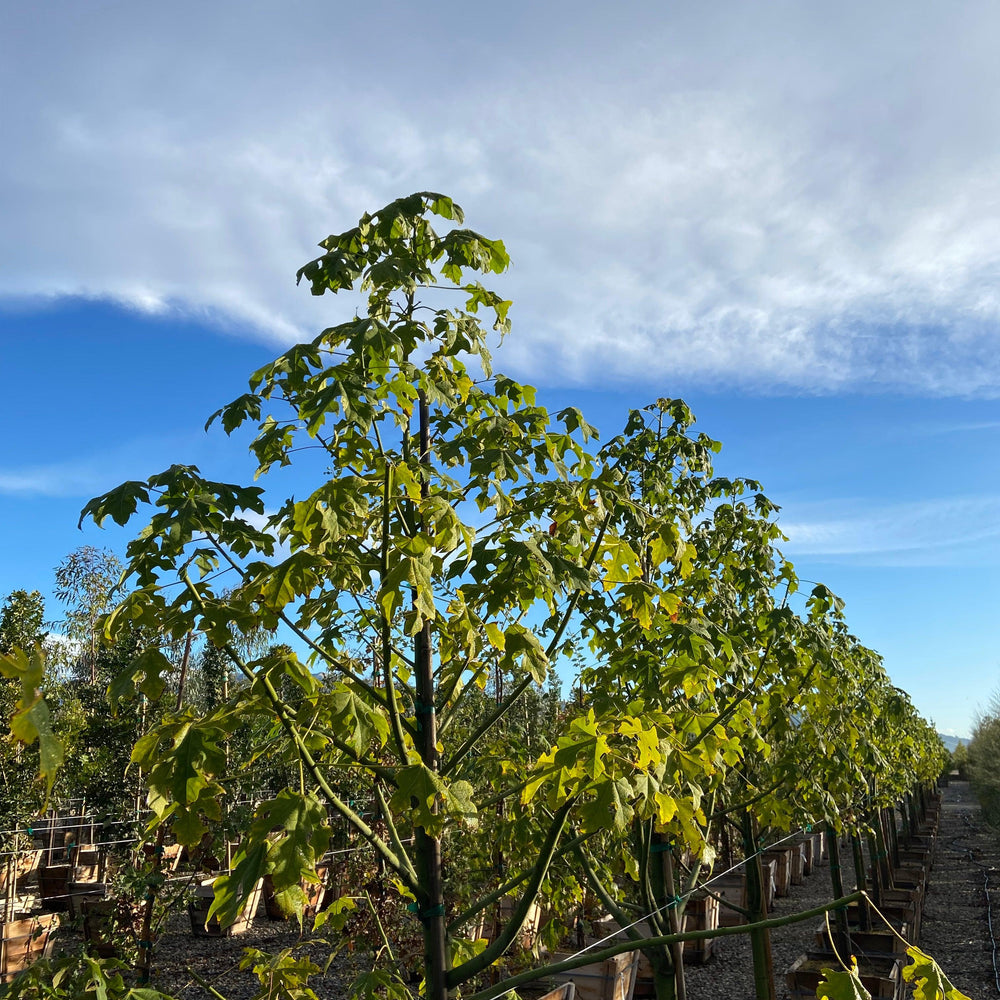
[211,791,330,928]
[498,624,548,683]
[815,966,872,1000]
[249,552,325,611]
[313,894,357,933]
[138,714,228,839]
[389,765,478,836]
[0,646,64,802]
[902,946,971,1000]
[78,480,151,527]
[350,969,414,1000]
[109,646,171,706]
[579,776,632,834]
[205,392,263,434]
[326,683,390,755]
[208,841,268,928]
[598,537,642,590]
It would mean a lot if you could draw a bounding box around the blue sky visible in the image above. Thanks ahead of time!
[4,0,1000,735]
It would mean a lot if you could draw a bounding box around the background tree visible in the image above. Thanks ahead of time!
[968,700,1000,823]
[46,548,158,819]
[52,546,123,684]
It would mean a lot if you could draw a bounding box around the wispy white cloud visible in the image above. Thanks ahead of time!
[0,434,202,499]
[0,460,116,499]
[6,1,1000,393]
[911,421,1000,436]
[780,495,1000,564]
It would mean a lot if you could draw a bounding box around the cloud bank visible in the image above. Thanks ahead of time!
[5,0,1000,394]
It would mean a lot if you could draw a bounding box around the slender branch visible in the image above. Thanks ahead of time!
[572,838,637,938]
[200,527,386,705]
[449,829,597,934]
[472,776,535,814]
[442,513,612,777]
[449,799,576,987]
[710,774,789,823]
[699,881,752,919]
[373,782,419,888]
[275,608,386,705]
[637,820,663,938]
[307,727,397,783]
[185,967,232,1000]
[687,635,775,752]
[183,573,418,892]
[435,653,482,723]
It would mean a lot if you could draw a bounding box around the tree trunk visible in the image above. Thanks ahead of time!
[741,812,776,1000]
[825,829,851,957]
[414,388,449,1000]
[661,844,686,1000]
[864,831,883,906]
[647,947,677,1000]
[135,825,165,985]
[850,834,871,932]
[873,812,894,892]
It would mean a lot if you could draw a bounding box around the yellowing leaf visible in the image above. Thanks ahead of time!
[816,966,871,1000]
[902,946,972,1000]
[654,791,677,825]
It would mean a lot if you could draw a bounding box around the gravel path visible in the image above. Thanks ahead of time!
[51,903,359,1000]
[920,778,1000,999]
[686,780,1000,1000]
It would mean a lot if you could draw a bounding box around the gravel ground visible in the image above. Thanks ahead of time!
[683,835,859,1000]
[148,910,358,999]
[37,781,1000,999]
[51,904,359,1000]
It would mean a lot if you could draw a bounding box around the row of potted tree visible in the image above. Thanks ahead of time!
[1,192,948,1000]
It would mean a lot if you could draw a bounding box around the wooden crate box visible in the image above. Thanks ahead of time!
[790,841,807,885]
[763,848,792,897]
[681,893,719,965]
[0,914,58,983]
[711,875,746,927]
[551,950,639,1000]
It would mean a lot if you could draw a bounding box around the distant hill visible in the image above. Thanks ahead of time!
[939,733,969,752]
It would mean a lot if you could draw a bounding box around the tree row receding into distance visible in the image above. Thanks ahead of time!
[1,193,946,1000]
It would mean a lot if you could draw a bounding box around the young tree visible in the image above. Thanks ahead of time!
[2,194,951,1000]
[80,193,695,999]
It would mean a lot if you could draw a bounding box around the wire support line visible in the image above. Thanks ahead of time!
[0,817,139,838]
[0,836,142,860]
